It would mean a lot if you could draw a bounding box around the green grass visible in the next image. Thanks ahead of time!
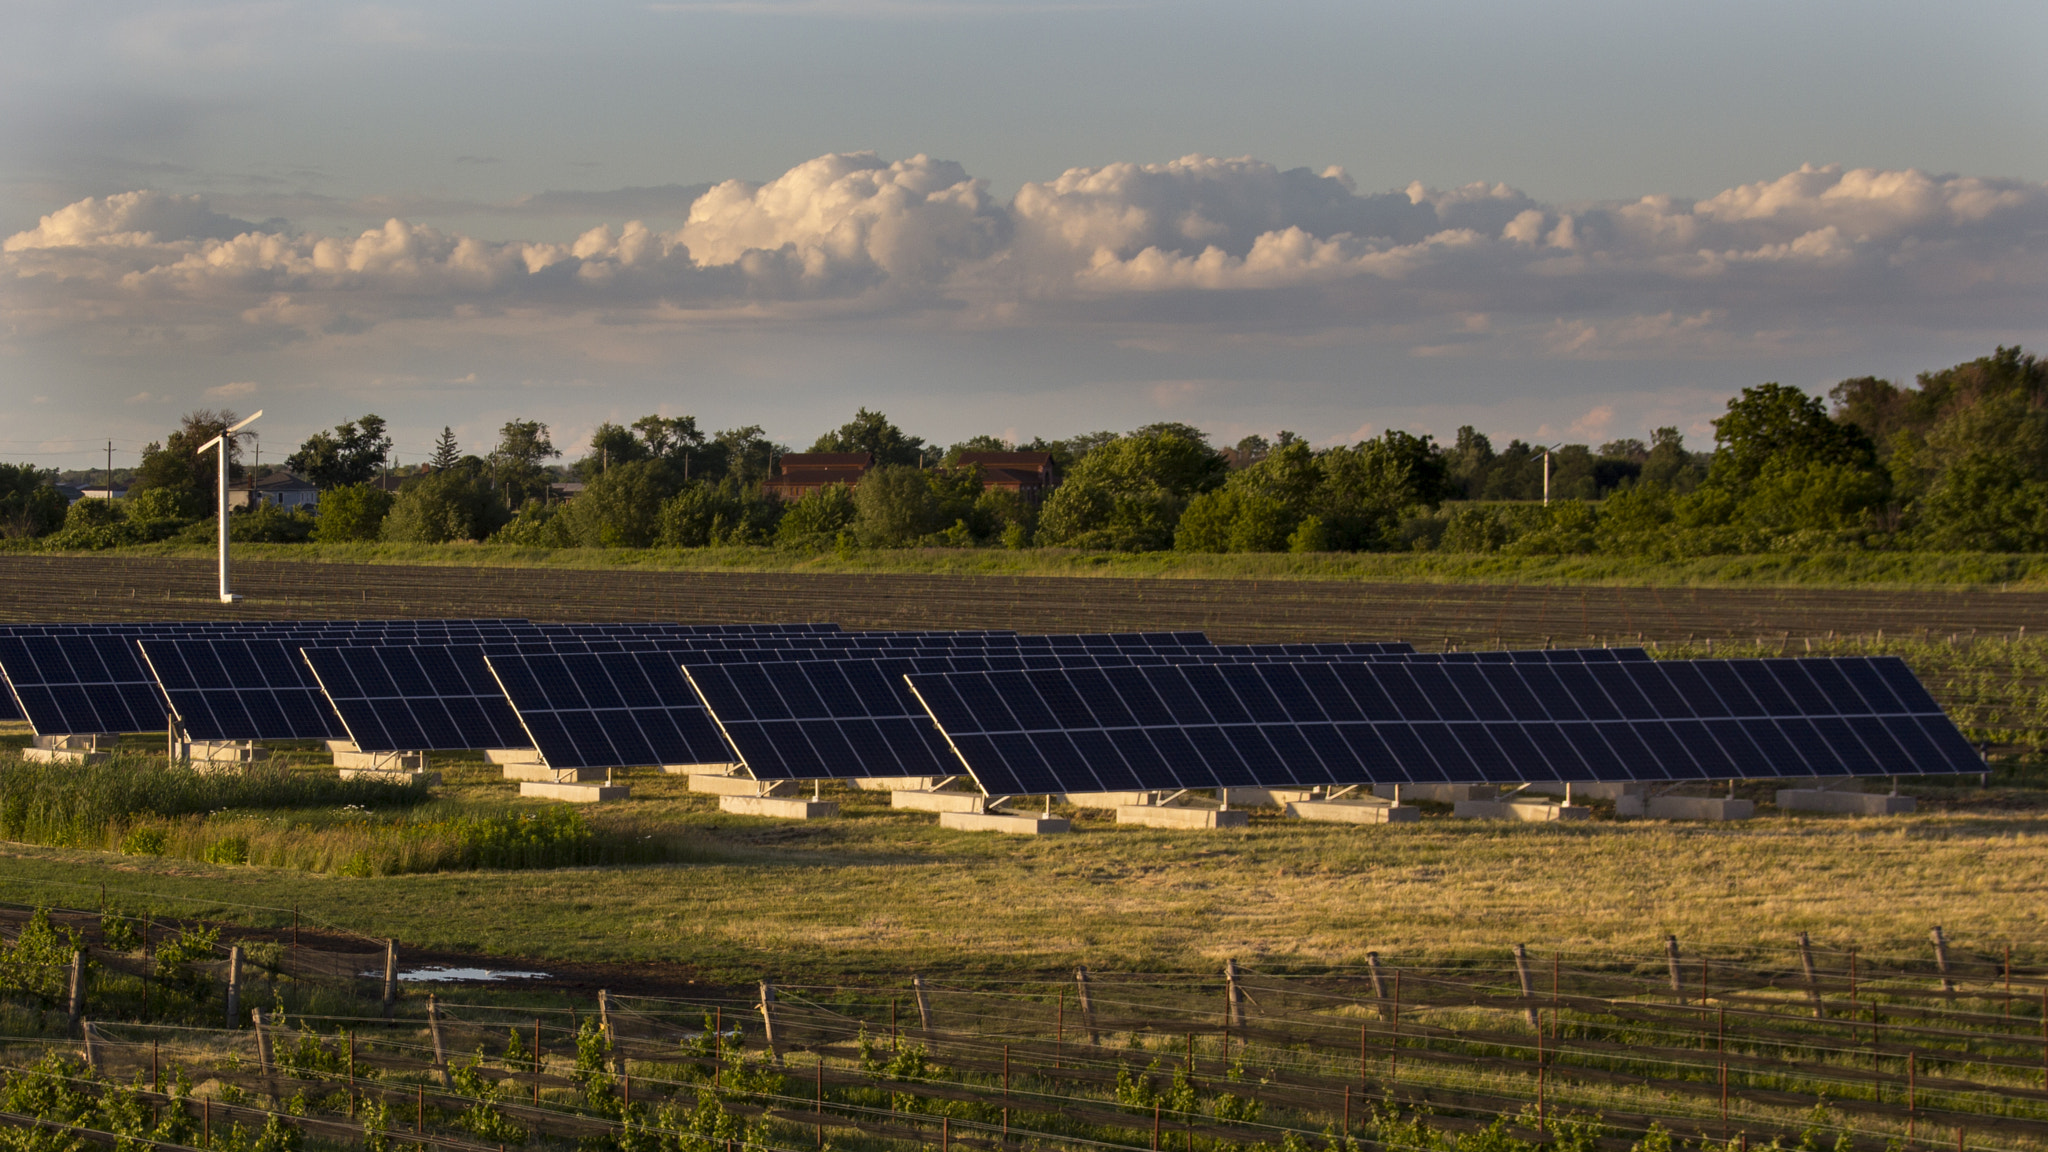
[35,539,2048,588]
[0,765,2042,985]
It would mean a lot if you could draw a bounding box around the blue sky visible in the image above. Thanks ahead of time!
[4,0,2045,470]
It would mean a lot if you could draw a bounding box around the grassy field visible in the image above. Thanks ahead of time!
[25,538,2048,588]
[2,749,2042,985]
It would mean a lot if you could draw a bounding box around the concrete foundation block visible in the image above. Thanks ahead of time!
[485,748,543,765]
[855,776,943,792]
[1062,791,1159,809]
[1116,805,1251,829]
[333,750,425,770]
[1523,781,1646,802]
[33,734,117,752]
[891,790,988,813]
[1453,799,1592,822]
[179,741,268,764]
[1375,783,1499,804]
[1777,789,1916,815]
[686,773,797,795]
[1620,795,1755,821]
[940,810,1070,835]
[21,747,109,765]
[1226,787,1318,808]
[1285,799,1421,824]
[519,780,629,802]
[719,794,838,819]
[339,767,441,786]
[325,739,358,753]
[501,763,609,783]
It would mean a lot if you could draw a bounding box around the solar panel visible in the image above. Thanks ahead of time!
[137,638,349,741]
[484,650,736,771]
[302,646,532,752]
[0,634,170,734]
[683,657,973,781]
[905,656,1979,797]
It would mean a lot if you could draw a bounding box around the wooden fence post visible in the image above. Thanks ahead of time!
[1075,967,1099,1045]
[225,945,242,1029]
[912,973,933,1031]
[80,1021,99,1073]
[251,1008,276,1098]
[1224,958,1245,1032]
[427,994,452,1088]
[759,981,782,1062]
[1798,932,1823,1018]
[381,938,398,1021]
[600,989,626,1079]
[1666,934,1684,1000]
[1512,944,1538,1029]
[67,951,84,1028]
[1931,926,1956,999]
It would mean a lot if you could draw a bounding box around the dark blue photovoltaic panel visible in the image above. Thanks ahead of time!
[484,651,734,771]
[302,646,532,752]
[683,657,996,781]
[138,639,348,741]
[0,634,169,734]
[905,656,1975,796]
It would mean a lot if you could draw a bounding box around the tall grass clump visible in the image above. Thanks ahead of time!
[0,754,426,848]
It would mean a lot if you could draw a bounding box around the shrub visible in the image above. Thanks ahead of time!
[490,500,573,547]
[381,471,508,543]
[0,464,67,539]
[229,502,316,543]
[312,484,395,542]
[120,826,168,856]
[775,484,858,546]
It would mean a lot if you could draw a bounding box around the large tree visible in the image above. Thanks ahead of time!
[810,408,927,467]
[490,420,560,508]
[287,414,391,489]
[129,410,245,518]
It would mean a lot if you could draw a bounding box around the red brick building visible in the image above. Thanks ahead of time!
[762,452,873,500]
[955,451,1061,502]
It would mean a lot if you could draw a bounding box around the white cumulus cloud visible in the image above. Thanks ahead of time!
[5,156,2045,360]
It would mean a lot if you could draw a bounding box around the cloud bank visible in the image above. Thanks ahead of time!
[7,155,2045,359]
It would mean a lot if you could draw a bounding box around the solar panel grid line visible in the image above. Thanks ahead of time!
[904,656,1978,797]
[137,638,350,742]
[300,645,534,753]
[0,634,173,734]
[483,650,736,772]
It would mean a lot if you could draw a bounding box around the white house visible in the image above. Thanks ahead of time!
[229,472,320,511]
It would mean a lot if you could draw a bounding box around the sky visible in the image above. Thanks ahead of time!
[3,0,2046,473]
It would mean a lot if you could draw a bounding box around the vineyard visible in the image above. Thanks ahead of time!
[3,900,2046,1152]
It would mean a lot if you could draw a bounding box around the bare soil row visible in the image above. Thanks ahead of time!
[9,554,2048,644]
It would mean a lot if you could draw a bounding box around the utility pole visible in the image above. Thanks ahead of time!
[199,411,262,604]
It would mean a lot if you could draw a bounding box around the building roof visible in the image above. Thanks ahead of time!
[242,471,318,492]
[980,466,1055,488]
[955,451,1055,468]
[766,468,868,488]
[778,452,873,471]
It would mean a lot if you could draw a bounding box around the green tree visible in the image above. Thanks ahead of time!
[775,484,858,545]
[1710,383,1877,489]
[381,471,508,543]
[811,408,927,467]
[1640,426,1704,492]
[286,414,391,489]
[659,480,780,546]
[1038,426,1227,551]
[311,483,395,543]
[489,420,559,507]
[428,426,462,471]
[633,414,706,466]
[854,465,940,545]
[130,410,244,518]
[0,464,67,538]
[557,459,679,547]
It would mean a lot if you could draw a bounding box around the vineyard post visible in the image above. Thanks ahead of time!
[913,973,933,1030]
[1799,932,1823,1018]
[382,938,397,1021]
[1367,951,1386,1007]
[1225,958,1245,1032]
[815,1055,824,1148]
[429,994,451,1088]
[1932,927,1956,999]
[1344,1083,1351,1134]
[1513,944,1537,1028]
[2002,946,2011,1017]
[1666,935,1684,1000]
[1076,967,1099,1044]
[225,945,242,1029]
[67,951,83,1028]
[533,1019,541,1106]
[1056,987,1064,1069]
[251,1009,274,1096]
[80,1022,97,1073]
[1908,1051,1917,1141]
[1391,969,1401,1080]
[760,982,781,1062]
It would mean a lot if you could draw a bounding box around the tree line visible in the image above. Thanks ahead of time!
[3,345,2042,557]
